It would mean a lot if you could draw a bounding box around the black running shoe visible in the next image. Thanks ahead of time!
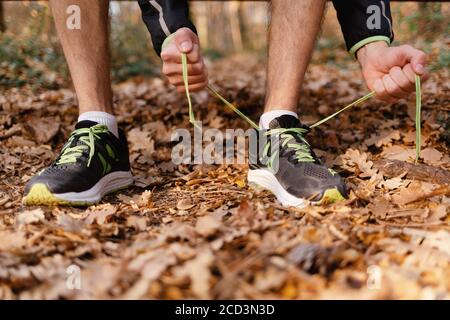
[248,115,346,207]
[23,121,133,206]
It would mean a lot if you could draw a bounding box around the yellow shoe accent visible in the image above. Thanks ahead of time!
[319,188,346,205]
[22,183,70,206]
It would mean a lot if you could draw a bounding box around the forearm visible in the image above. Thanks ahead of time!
[137,0,197,56]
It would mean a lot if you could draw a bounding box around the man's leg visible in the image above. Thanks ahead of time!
[260,0,326,128]
[23,0,133,206]
[248,0,346,207]
[50,0,118,136]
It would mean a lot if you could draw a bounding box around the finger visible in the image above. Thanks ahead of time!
[402,63,416,84]
[384,45,426,71]
[174,27,199,54]
[418,67,430,82]
[373,79,396,103]
[185,44,201,63]
[189,81,208,92]
[161,44,201,64]
[176,81,208,93]
[162,61,205,76]
[161,44,180,62]
[403,63,429,89]
[382,74,408,99]
[410,49,427,76]
[168,74,207,86]
[389,66,415,92]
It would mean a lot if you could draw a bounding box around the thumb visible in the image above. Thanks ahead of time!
[385,45,426,75]
[410,50,427,76]
[174,27,198,53]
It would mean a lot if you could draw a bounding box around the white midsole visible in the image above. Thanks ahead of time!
[53,171,133,203]
[247,169,308,208]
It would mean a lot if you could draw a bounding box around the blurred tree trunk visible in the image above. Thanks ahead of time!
[0,3,5,32]
[228,2,243,51]
[418,3,443,38]
[196,3,209,49]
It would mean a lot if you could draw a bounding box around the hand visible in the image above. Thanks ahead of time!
[161,27,208,93]
[357,41,429,103]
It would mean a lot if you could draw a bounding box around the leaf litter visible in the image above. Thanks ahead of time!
[0,53,449,299]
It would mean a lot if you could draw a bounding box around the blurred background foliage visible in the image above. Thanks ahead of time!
[0,1,448,90]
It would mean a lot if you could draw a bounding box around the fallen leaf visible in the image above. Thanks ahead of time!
[420,148,443,165]
[235,199,255,225]
[336,148,377,178]
[84,204,117,225]
[177,198,194,211]
[24,117,60,143]
[382,145,416,162]
[16,208,45,225]
[195,215,221,237]
[176,250,214,299]
[366,130,401,147]
[126,216,147,231]
[128,127,152,151]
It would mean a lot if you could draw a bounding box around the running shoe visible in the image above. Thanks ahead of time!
[23,120,133,206]
[248,115,346,207]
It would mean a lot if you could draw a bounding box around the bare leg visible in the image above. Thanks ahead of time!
[265,0,326,113]
[50,0,113,114]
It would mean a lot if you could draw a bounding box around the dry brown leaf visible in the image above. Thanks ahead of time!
[16,208,45,225]
[83,204,117,225]
[177,198,194,211]
[123,249,177,299]
[377,173,409,190]
[0,231,27,251]
[235,199,255,225]
[420,148,443,165]
[117,191,153,209]
[195,215,221,237]
[126,216,147,231]
[382,145,416,162]
[336,148,377,178]
[128,127,152,151]
[176,250,214,299]
[391,181,438,205]
[56,214,86,233]
[24,117,60,143]
[365,130,401,147]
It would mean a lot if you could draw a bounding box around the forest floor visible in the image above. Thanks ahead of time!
[0,53,449,299]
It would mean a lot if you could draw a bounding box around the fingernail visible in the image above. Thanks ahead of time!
[415,64,424,74]
[181,41,190,52]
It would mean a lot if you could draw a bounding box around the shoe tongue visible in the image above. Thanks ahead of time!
[268,114,318,163]
[75,120,99,129]
[269,115,302,129]
[72,120,99,148]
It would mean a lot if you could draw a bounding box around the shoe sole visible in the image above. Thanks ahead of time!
[22,171,134,206]
[247,169,345,208]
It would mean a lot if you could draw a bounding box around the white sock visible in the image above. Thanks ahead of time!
[78,111,119,138]
[259,110,298,129]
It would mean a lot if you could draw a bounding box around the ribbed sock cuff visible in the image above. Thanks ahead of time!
[78,111,119,138]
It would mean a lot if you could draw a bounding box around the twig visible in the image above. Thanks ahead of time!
[374,159,450,185]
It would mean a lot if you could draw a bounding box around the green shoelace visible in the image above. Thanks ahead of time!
[261,127,315,171]
[56,124,109,167]
[181,52,423,164]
